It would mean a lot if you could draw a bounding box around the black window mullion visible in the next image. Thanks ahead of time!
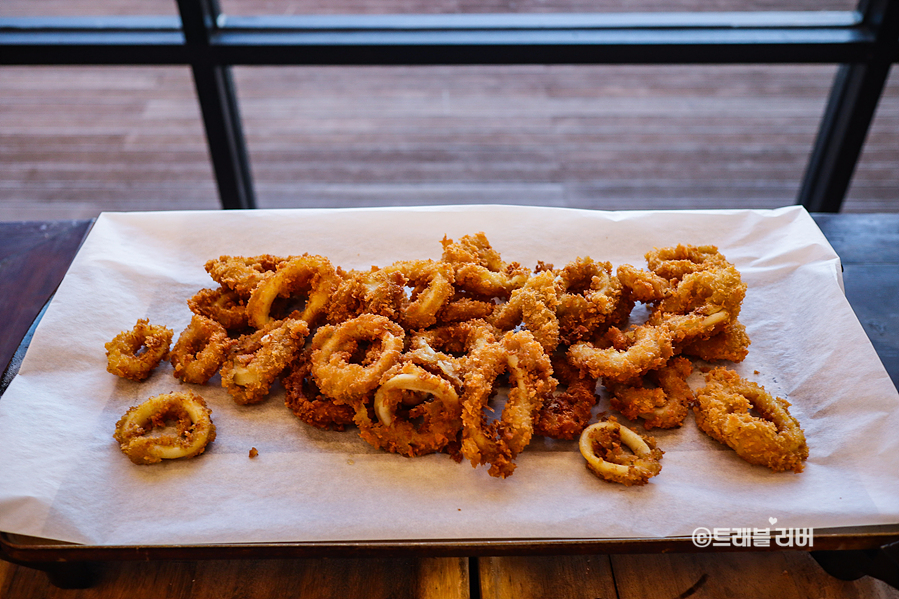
[177,0,255,210]
[798,0,899,213]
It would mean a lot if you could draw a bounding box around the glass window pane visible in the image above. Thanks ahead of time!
[220,0,856,16]
[0,66,219,221]
[0,1,177,17]
[233,64,844,211]
[843,67,899,213]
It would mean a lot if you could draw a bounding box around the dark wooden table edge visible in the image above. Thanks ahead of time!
[4,525,899,561]
[0,218,94,393]
[3,528,899,590]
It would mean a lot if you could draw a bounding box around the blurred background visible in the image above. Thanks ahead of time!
[1,0,896,221]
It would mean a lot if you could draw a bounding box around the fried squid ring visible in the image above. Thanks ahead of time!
[384,259,455,330]
[246,254,339,329]
[169,315,234,384]
[440,232,530,299]
[679,320,750,363]
[579,418,663,485]
[282,350,355,431]
[220,318,310,405]
[606,356,694,430]
[556,257,623,344]
[205,254,287,297]
[113,391,215,465]
[327,267,406,324]
[656,263,744,317]
[693,367,808,473]
[490,270,561,354]
[616,264,670,305]
[406,334,464,391]
[535,354,599,440]
[645,244,731,282]
[648,264,746,345]
[105,319,174,381]
[568,324,674,383]
[460,330,556,478]
[310,314,405,406]
[407,320,501,389]
[354,362,462,456]
[436,295,496,324]
[441,231,505,270]
[187,287,248,331]
[458,337,511,476]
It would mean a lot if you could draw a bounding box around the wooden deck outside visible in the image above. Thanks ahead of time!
[3,63,896,221]
[0,1,897,220]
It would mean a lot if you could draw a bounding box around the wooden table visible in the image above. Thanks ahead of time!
[1,214,898,599]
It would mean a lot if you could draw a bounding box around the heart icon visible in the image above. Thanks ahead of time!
[768,517,778,525]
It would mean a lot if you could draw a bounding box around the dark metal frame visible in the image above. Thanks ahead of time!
[1,3,897,211]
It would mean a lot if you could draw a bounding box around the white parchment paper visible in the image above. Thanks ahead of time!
[1,205,897,546]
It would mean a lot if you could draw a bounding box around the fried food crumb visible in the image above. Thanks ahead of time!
[249,447,259,458]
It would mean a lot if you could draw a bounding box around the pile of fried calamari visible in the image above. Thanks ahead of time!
[105,233,808,482]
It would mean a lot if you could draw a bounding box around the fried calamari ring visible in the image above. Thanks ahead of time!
[282,350,355,431]
[604,285,637,331]
[452,262,527,299]
[556,257,623,344]
[220,318,310,405]
[169,315,234,384]
[461,330,556,478]
[645,244,731,282]
[327,267,406,324]
[606,356,694,430]
[246,254,339,329]
[310,314,405,406]
[616,264,670,305]
[407,319,501,389]
[436,295,496,324]
[535,354,598,440]
[105,319,174,381]
[693,367,808,473]
[113,391,215,465]
[579,418,663,485]
[354,362,462,456]
[441,232,530,299]
[458,336,512,476]
[187,287,248,331]
[568,324,674,383]
[383,259,455,330]
[490,270,561,353]
[205,254,287,297]
[440,231,504,273]
[679,320,750,363]
[415,319,499,355]
[406,333,464,391]
[648,264,746,345]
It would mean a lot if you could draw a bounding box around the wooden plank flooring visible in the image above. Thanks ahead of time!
[479,553,899,599]
[0,557,472,599]
[233,63,897,212]
[5,63,896,220]
[3,552,899,598]
[1,0,897,220]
